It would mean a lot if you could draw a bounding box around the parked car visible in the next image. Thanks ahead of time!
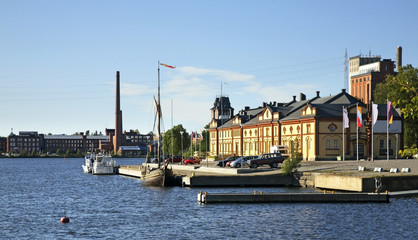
[216,156,240,167]
[229,156,258,168]
[225,161,234,167]
[164,156,184,164]
[248,153,285,168]
[184,157,201,165]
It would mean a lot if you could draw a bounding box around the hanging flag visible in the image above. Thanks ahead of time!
[372,103,378,126]
[200,130,203,141]
[387,101,393,124]
[343,108,349,128]
[357,106,363,127]
[160,63,176,69]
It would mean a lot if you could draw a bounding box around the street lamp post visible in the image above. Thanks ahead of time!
[240,123,243,169]
[395,134,399,160]
[180,130,184,164]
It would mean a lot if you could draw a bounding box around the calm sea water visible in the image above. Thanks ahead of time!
[0,158,416,240]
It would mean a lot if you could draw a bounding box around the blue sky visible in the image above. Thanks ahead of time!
[1,0,417,137]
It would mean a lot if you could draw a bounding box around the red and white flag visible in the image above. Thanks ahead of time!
[160,63,176,69]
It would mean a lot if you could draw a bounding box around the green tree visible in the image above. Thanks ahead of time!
[374,64,418,147]
[162,124,190,156]
[281,140,302,176]
[20,149,27,157]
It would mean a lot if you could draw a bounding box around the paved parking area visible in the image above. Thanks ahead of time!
[298,159,418,176]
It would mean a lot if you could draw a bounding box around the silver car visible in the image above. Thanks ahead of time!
[229,156,257,168]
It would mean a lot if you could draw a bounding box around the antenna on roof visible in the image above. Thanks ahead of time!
[344,49,348,91]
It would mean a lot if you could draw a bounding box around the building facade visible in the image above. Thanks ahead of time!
[208,90,403,161]
[6,131,109,154]
[7,131,42,154]
[0,137,7,153]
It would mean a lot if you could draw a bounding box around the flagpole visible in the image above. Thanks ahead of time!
[371,101,374,162]
[356,103,359,161]
[171,99,173,163]
[387,99,389,162]
[220,82,224,164]
[342,106,345,161]
[199,131,201,160]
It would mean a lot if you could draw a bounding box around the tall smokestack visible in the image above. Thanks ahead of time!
[396,46,402,71]
[115,71,122,153]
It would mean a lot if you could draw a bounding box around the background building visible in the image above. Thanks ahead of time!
[6,131,109,154]
[0,137,7,153]
[7,131,42,154]
[349,46,402,104]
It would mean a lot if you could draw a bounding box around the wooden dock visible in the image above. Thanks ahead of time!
[197,191,390,204]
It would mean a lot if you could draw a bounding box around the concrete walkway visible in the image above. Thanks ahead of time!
[298,159,417,176]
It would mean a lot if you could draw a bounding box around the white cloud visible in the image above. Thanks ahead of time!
[177,66,254,82]
[120,83,153,97]
[124,65,322,134]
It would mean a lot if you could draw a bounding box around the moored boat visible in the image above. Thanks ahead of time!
[140,62,177,187]
[82,152,95,173]
[140,163,176,186]
[92,153,115,175]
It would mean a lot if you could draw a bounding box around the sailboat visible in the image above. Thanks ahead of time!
[140,62,176,187]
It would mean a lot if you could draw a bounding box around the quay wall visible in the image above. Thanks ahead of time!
[183,175,295,187]
[313,174,418,192]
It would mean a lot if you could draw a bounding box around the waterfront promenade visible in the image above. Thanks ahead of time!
[297,158,418,176]
[118,158,418,193]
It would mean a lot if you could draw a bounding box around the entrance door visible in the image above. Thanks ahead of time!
[354,143,364,158]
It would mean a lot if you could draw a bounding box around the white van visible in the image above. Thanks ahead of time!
[270,145,289,158]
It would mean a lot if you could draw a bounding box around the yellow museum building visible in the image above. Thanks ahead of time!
[208,89,402,161]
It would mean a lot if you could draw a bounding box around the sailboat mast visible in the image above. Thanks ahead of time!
[157,61,161,168]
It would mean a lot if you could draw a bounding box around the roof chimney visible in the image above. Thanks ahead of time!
[299,93,306,101]
[396,46,402,71]
[342,89,346,93]
[293,96,296,101]
[316,91,320,97]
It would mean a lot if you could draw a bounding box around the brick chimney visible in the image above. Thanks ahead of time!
[114,71,122,153]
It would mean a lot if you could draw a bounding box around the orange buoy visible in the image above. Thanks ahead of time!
[60,216,70,223]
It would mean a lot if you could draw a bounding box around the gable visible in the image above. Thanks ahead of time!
[302,105,316,116]
[258,108,272,121]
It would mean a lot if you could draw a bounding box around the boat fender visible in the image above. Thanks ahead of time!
[60,216,70,223]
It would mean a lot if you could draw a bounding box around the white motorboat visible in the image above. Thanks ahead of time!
[82,152,95,173]
[92,154,115,175]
